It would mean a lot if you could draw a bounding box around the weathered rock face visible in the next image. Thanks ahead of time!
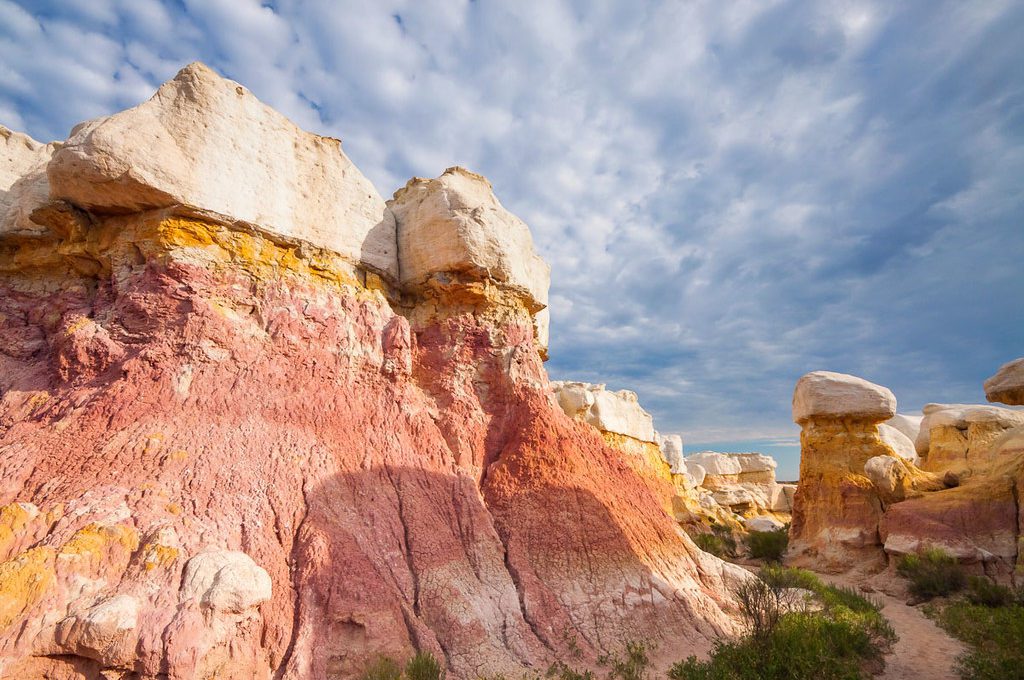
[789,371,897,570]
[985,357,1024,406]
[916,403,1024,473]
[1,126,58,236]
[684,451,792,515]
[0,64,742,679]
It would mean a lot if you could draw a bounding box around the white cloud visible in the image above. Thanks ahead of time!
[2,0,1022,474]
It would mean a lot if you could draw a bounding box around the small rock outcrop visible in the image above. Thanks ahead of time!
[1,126,58,236]
[985,357,1024,405]
[916,403,1024,472]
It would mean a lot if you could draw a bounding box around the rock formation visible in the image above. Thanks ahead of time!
[790,365,1024,583]
[684,451,794,516]
[0,63,745,679]
[915,403,1024,473]
[788,371,899,569]
[985,357,1024,405]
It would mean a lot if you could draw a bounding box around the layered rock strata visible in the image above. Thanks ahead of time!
[0,63,743,679]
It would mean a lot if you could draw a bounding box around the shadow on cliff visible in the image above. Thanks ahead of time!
[289,464,694,680]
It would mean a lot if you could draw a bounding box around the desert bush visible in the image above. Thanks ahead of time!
[545,661,594,680]
[746,528,789,562]
[965,576,1017,608]
[932,600,1024,679]
[692,532,727,557]
[896,548,966,599]
[601,639,652,680]
[404,652,444,680]
[670,568,895,679]
[734,577,783,639]
[361,656,403,680]
[359,652,444,680]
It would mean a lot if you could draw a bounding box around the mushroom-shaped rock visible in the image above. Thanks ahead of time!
[181,550,272,614]
[1,126,58,236]
[985,358,1024,406]
[47,62,396,277]
[792,371,896,424]
[878,423,920,466]
[388,166,550,311]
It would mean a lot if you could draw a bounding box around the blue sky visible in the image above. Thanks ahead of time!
[3,1,1022,479]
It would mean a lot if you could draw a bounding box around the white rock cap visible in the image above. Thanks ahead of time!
[684,451,777,476]
[388,166,550,312]
[47,62,397,278]
[792,370,896,424]
[1,125,59,236]
[984,358,1024,406]
[915,402,1024,454]
[550,381,656,443]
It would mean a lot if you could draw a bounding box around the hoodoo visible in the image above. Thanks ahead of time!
[0,63,746,679]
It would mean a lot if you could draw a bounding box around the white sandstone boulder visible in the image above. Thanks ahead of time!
[56,594,139,665]
[985,358,1024,406]
[684,451,742,476]
[657,433,685,473]
[878,423,920,466]
[885,413,923,446]
[792,371,896,424]
[181,549,272,614]
[47,62,396,277]
[1,125,59,236]
[388,166,550,312]
[685,462,707,487]
[745,515,786,532]
[550,381,656,442]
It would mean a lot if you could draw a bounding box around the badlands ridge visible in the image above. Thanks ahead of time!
[0,63,1022,679]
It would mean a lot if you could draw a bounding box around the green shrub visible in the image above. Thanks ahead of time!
[693,532,727,557]
[360,652,444,680]
[895,548,966,599]
[405,652,444,680]
[546,660,595,680]
[746,528,789,562]
[669,613,889,680]
[669,567,896,679]
[932,600,1024,679]
[361,656,403,680]
[966,576,1017,608]
[601,639,652,680]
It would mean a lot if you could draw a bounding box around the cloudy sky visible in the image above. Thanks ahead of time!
[3,0,1022,478]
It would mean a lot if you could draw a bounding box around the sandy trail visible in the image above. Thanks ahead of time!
[819,574,966,680]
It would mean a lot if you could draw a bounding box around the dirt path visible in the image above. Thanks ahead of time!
[820,575,966,680]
